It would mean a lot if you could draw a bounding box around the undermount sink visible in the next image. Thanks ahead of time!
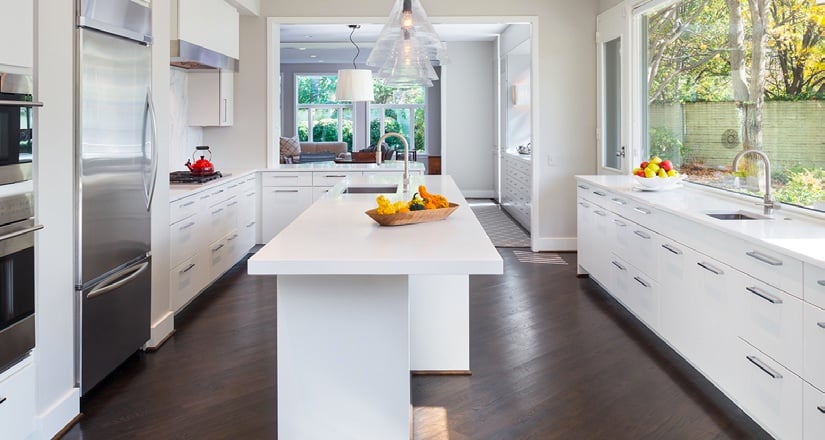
[706,210,772,220]
[342,185,399,194]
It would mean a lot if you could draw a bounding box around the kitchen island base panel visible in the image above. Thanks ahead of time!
[277,275,411,440]
[410,275,470,372]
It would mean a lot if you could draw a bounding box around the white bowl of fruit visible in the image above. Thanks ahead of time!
[632,156,685,190]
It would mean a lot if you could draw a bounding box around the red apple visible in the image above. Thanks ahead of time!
[635,170,645,177]
[640,161,649,169]
[660,160,673,172]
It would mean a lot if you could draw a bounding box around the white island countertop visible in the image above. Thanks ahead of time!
[248,174,503,276]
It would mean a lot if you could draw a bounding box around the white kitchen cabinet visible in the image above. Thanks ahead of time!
[261,171,312,187]
[170,254,208,311]
[0,359,35,440]
[208,236,230,280]
[576,197,597,276]
[175,0,239,59]
[260,187,313,242]
[313,186,331,201]
[187,70,234,127]
[804,382,825,440]
[312,171,362,187]
[804,263,825,310]
[501,153,531,231]
[803,303,825,392]
[236,176,258,251]
[0,0,33,69]
[169,213,202,268]
[657,237,696,353]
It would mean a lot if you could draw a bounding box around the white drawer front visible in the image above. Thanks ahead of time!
[170,253,207,311]
[734,269,804,375]
[804,263,825,310]
[262,171,312,187]
[804,382,825,440]
[804,303,825,391]
[170,195,199,224]
[0,362,35,440]
[208,236,230,280]
[170,214,203,268]
[623,224,659,280]
[719,237,803,300]
[736,339,803,440]
[313,186,331,201]
[312,171,361,187]
[207,184,231,205]
[222,178,244,196]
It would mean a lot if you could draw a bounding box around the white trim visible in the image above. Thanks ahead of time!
[36,387,80,439]
[267,18,279,167]
[532,236,577,252]
[528,17,539,251]
[145,311,175,350]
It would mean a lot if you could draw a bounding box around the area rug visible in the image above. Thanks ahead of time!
[469,200,531,248]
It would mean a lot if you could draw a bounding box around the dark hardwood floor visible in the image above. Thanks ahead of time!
[61,250,770,440]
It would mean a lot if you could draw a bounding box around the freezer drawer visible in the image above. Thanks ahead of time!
[79,256,151,394]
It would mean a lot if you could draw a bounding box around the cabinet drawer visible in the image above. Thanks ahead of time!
[734,269,804,375]
[0,361,35,440]
[804,382,825,440]
[312,171,361,187]
[313,186,331,201]
[804,303,825,391]
[719,236,803,300]
[804,263,825,310]
[262,172,312,187]
[206,199,234,239]
[206,184,231,205]
[170,195,199,224]
[170,253,207,311]
[170,214,203,267]
[735,339,802,440]
[207,236,230,280]
[222,178,244,196]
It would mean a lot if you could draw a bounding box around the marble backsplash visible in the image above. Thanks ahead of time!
[169,68,203,172]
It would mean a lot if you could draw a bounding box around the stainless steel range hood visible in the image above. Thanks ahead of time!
[170,39,239,71]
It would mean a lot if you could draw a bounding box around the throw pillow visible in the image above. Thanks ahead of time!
[279,136,301,159]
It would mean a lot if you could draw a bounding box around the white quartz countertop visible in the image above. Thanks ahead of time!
[248,175,503,276]
[576,175,825,265]
[168,168,257,202]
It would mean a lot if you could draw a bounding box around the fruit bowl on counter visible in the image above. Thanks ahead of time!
[632,156,685,190]
[366,185,458,226]
[632,173,686,190]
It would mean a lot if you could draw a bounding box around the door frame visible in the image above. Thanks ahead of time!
[596,3,632,175]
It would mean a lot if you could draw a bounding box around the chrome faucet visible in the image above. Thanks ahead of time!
[376,132,410,194]
[732,149,779,216]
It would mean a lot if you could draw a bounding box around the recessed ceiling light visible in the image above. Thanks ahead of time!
[298,47,306,51]
[309,55,317,58]
[304,35,312,39]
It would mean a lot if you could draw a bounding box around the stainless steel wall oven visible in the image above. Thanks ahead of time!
[0,72,36,186]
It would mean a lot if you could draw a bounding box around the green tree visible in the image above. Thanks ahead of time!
[766,0,825,99]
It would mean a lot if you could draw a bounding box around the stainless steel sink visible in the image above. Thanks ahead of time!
[342,185,398,194]
[706,210,772,220]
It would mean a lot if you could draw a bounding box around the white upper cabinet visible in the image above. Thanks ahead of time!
[0,0,33,69]
[174,0,239,59]
[187,70,234,126]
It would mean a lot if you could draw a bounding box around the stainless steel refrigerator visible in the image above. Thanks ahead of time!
[75,0,157,395]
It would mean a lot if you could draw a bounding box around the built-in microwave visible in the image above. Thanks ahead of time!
[0,72,39,186]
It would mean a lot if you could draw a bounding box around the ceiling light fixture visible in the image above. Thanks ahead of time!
[335,25,375,102]
[367,0,448,88]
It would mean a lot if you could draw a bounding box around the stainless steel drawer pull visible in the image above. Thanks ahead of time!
[271,175,297,178]
[613,219,626,227]
[0,397,6,405]
[746,286,783,304]
[180,263,196,274]
[593,191,607,197]
[578,202,590,208]
[227,234,238,241]
[200,195,210,200]
[661,244,682,255]
[179,221,196,231]
[611,261,626,271]
[634,207,652,215]
[612,198,627,205]
[214,189,224,194]
[228,184,239,189]
[817,322,825,329]
[212,244,225,252]
[227,202,238,207]
[818,280,825,287]
[577,184,590,190]
[246,192,255,197]
[325,175,347,178]
[746,355,783,379]
[0,224,44,243]
[0,100,44,108]
[746,251,783,266]
[697,262,723,276]
[818,406,825,414]
[594,210,607,217]
[246,221,256,228]
[634,276,651,288]
[212,208,223,215]
[275,189,300,193]
[179,201,195,208]
[633,230,651,240]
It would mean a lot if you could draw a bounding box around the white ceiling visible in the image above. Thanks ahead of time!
[280,23,511,64]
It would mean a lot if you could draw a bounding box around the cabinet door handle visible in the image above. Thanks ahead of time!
[593,191,607,197]
[817,322,825,329]
[818,406,825,414]
[594,210,607,217]
[223,98,228,123]
[746,355,783,379]
[212,208,224,215]
[577,184,590,190]
[227,184,239,190]
[745,251,783,266]
[180,263,196,274]
[271,175,298,179]
[214,189,224,194]
[611,261,626,271]
[697,261,723,276]
[611,197,627,205]
[246,221,256,228]
[746,286,783,304]
[212,244,225,252]
[661,243,682,255]
[227,234,238,241]
[200,195,211,200]
[179,201,195,208]
[179,221,196,231]
[0,397,6,405]
[634,276,651,288]
[578,202,590,208]
[633,230,651,240]
[613,219,626,227]
[227,201,238,207]
[325,175,347,178]
[275,189,299,193]
[818,280,825,287]
[634,207,651,215]
[246,192,255,197]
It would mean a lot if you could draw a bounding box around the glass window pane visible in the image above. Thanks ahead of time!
[414,108,425,151]
[603,37,621,170]
[342,107,353,150]
[297,108,309,142]
[297,75,339,104]
[369,107,382,146]
[311,108,339,142]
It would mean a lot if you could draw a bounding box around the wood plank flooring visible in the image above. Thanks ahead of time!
[60,250,770,440]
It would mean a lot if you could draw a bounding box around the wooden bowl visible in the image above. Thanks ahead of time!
[365,203,459,226]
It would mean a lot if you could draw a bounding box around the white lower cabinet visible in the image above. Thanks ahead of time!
[0,361,35,440]
[804,382,825,439]
[170,253,207,311]
[208,236,229,280]
[803,303,825,392]
[260,187,313,242]
[735,338,803,440]
[313,186,331,201]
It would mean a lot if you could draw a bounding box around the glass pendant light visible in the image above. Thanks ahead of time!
[335,25,375,102]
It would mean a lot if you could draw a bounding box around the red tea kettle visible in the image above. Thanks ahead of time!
[185,146,215,176]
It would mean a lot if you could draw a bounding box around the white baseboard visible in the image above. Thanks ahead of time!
[531,236,577,252]
[37,387,80,439]
[146,311,175,350]
[461,189,495,199]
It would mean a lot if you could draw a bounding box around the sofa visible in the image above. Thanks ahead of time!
[279,138,348,163]
[299,142,347,155]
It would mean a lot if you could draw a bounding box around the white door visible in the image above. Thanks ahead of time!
[597,4,631,175]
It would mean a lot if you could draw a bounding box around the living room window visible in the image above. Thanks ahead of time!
[637,0,825,213]
[369,80,426,153]
[296,74,355,148]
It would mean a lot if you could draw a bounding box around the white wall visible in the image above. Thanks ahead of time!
[35,0,80,436]
[169,69,204,171]
[599,0,624,13]
[506,52,531,149]
[442,41,497,198]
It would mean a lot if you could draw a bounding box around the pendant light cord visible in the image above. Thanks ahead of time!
[348,25,360,70]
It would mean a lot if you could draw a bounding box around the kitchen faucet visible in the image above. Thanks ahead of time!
[732,149,779,216]
[376,132,411,194]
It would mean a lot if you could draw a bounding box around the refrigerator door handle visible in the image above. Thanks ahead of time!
[142,88,158,211]
[86,259,150,300]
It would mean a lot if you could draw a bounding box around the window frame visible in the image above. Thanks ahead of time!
[293,73,355,144]
[367,103,426,153]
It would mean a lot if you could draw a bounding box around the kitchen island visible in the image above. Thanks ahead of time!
[248,174,502,439]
